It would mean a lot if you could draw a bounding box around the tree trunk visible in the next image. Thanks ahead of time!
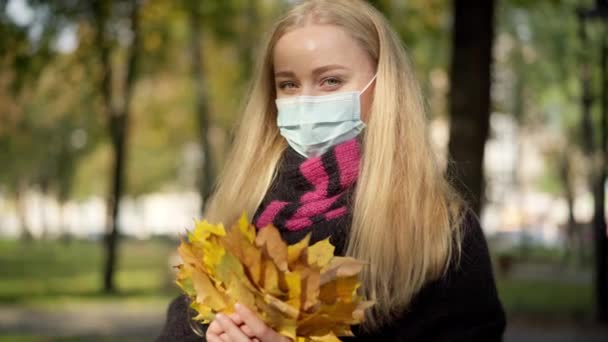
[93,0,140,293]
[559,151,577,265]
[367,0,391,16]
[239,0,258,82]
[580,11,608,323]
[103,116,127,292]
[594,22,608,323]
[39,178,50,240]
[189,6,214,216]
[58,199,72,244]
[15,182,33,242]
[447,0,495,216]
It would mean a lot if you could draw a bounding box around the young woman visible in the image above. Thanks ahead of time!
[156,0,506,341]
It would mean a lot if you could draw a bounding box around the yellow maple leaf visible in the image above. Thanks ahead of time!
[256,225,289,272]
[238,212,256,244]
[287,233,310,267]
[306,238,334,268]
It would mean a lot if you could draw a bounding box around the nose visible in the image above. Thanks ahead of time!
[300,83,314,96]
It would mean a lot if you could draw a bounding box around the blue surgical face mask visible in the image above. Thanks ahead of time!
[275,74,377,158]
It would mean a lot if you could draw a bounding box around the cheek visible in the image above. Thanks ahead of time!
[360,85,375,123]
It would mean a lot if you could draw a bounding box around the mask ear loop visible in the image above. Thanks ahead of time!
[360,73,378,95]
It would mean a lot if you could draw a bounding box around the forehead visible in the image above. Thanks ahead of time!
[273,24,369,71]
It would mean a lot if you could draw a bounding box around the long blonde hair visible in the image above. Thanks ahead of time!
[204,0,467,331]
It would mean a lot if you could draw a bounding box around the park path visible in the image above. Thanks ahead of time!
[0,303,166,339]
[504,322,608,342]
[1,304,608,341]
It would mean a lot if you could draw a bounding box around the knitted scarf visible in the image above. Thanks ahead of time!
[252,137,362,255]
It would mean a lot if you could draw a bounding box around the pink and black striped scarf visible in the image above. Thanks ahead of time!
[252,137,362,254]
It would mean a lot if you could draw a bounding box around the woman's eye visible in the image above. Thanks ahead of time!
[279,81,297,90]
[322,77,342,87]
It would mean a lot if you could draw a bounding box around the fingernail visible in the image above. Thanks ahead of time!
[216,313,225,320]
[235,303,242,310]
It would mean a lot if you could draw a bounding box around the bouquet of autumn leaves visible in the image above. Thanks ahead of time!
[174,214,374,342]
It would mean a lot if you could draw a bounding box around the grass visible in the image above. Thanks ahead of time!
[489,245,595,321]
[0,238,594,313]
[0,238,180,307]
[496,276,594,320]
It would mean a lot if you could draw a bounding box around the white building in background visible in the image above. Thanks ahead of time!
[430,112,597,248]
[481,112,595,247]
[0,191,201,240]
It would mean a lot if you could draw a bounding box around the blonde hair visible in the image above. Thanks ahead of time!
[204,0,467,331]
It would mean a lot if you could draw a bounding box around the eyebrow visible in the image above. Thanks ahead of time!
[274,64,349,78]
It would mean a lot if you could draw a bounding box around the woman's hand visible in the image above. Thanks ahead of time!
[205,303,291,342]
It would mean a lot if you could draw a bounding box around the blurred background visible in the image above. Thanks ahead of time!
[0,0,607,341]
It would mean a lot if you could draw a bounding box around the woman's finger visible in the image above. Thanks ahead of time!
[206,333,224,342]
[229,312,244,326]
[240,324,255,337]
[234,303,271,339]
[219,332,231,342]
[229,312,254,338]
[216,313,251,342]
[208,320,224,335]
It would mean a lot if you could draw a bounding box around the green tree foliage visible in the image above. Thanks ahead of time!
[0,0,596,235]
